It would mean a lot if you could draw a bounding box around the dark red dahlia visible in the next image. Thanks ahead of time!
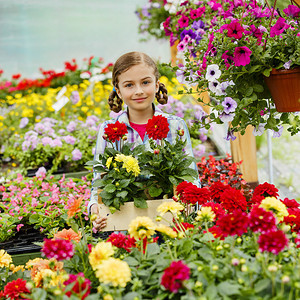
[3,278,30,300]
[216,211,249,237]
[258,229,288,255]
[176,181,194,197]
[220,186,247,212]
[283,208,300,233]
[161,260,190,293]
[104,121,128,143]
[208,181,230,203]
[281,197,299,209]
[248,205,277,234]
[146,115,169,140]
[107,232,136,252]
[251,182,279,205]
[183,185,211,205]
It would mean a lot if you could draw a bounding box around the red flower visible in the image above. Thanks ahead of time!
[104,121,128,143]
[258,230,288,255]
[251,182,279,205]
[161,260,190,293]
[208,225,225,240]
[64,273,91,299]
[281,197,299,209]
[12,73,21,80]
[208,181,229,203]
[294,234,300,248]
[107,232,136,252]
[176,181,194,197]
[3,278,29,300]
[283,208,300,233]
[216,211,249,237]
[202,202,225,219]
[220,186,247,212]
[146,115,169,140]
[42,238,74,261]
[65,61,78,72]
[248,205,277,234]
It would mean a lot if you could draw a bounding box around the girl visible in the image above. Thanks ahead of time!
[88,51,200,231]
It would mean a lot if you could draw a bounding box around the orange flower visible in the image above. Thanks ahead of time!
[67,197,83,218]
[54,228,82,243]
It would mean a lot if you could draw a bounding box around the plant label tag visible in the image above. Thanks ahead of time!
[56,86,67,100]
[52,96,69,112]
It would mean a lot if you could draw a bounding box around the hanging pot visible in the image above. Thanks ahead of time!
[264,67,300,112]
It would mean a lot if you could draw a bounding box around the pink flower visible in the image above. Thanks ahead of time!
[42,238,74,261]
[16,224,24,232]
[233,46,252,66]
[72,149,82,161]
[258,230,288,255]
[270,17,290,37]
[283,5,300,18]
[178,15,189,28]
[161,260,190,293]
[226,21,244,39]
[64,273,91,299]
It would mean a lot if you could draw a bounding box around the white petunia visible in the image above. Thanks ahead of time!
[205,64,221,81]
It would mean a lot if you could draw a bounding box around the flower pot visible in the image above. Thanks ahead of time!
[98,199,174,232]
[264,68,300,112]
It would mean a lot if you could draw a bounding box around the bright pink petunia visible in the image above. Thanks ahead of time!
[283,5,300,17]
[233,46,252,66]
[178,15,190,28]
[270,17,290,37]
[227,21,244,39]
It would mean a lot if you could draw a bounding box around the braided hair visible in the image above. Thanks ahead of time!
[108,52,168,113]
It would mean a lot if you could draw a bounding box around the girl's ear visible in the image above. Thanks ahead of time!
[116,87,122,99]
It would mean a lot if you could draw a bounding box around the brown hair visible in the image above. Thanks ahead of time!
[108,52,168,112]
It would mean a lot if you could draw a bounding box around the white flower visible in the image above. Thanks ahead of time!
[205,64,221,81]
[208,80,220,94]
[218,112,235,122]
[272,125,283,138]
[253,123,267,136]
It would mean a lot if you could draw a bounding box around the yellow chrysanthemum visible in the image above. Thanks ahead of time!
[196,206,216,222]
[95,258,131,288]
[115,153,126,162]
[259,197,289,222]
[157,201,184,216]
[106,157,113,169]
[128,216,156,240]
[156,224,177,239]
[0,249,12,268]
[89,242,114,270]
[122,156,140,176]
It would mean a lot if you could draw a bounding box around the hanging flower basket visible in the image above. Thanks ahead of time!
[264,67,300,113]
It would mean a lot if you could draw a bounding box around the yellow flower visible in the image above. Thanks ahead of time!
[259,197,289,222]
[89,242,114,270]
[106,157,113,169]
[103,295,114,300]
[157,201,184,216]
[128,216,156,240]
[115,153,126,162]
[11,265,25,273]
[95,258,131,288]
[196,206,216,222]
[122,156,140,176]
[156,224,177,239]
[0,249,12,268]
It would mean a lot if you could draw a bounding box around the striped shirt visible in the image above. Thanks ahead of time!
[88,105,201,213]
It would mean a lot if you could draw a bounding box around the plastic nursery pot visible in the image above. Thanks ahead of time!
[264,67,300,112]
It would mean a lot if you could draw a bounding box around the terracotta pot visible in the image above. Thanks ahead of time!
[264,67,300,112]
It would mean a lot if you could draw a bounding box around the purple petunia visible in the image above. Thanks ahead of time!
[283,5,300,18]
[224,129,237,141]
[219,112,235,122]
[222,97,237,114]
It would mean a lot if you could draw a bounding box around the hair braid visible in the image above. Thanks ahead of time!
[108,90,123,113]
[155,82,168,105]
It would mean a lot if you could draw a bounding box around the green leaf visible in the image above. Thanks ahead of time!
[169,176,178,186]
[124,256,139,267]
[123,293,141,300]
[92,178,104,188]
[29,214,40,224]
[85,160,98,166]
[245,87,253,97]
[254,278,271,293]
[116,190,128,198]
[119,179,131,188]
[263,67,273,77]
[134,198,148,209]
[148,185,163,197]
[104,184,116,193]
[253,84,264,93]
[146,242,160,256]
[217,281,241,296]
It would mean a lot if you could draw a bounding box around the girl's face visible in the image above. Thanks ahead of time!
[116,63,159,119]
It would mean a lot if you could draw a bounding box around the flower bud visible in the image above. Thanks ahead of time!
[238,278,244,284]
[240,258,246,264]
[103,294,114,300]
[195,281,203,288]
[26,282,34,291]
[281,224,291,233]
[241,265,248,272]
[197,266,203,272]
[212,265,219,271]
[231,258,240,266]
[102,134,108,140]
[154,149,160,154]
[281,275,290,283]
[216,245,223,251]
[236,237,242,244]
[178,129,184,136]
[109,206,117,214]
[177,232,184,239]
[268,265,278,272]
[115,182,120,187]
[53,289,62,296]
[223,243,230,249]
[120,255,124,260]
[122,135,127,141]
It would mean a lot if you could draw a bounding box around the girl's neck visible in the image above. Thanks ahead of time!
[127,107,154,124]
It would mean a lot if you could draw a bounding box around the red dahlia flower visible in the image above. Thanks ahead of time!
[251,182,279,205]
[176,181,194,197]
[104,121,128,143]
[220,186,247,212]
[208,181,229,203]
[249,205,277,234]
[258,229,288,255]
[64,273,91,299]
[161,260,190,293]
[281,197,299,209]
[202,202,225,219]
[42,238,74,261]
[107,232,136,252]
[146,115,169,140]
[216,211,249,237]
[3,278,30,300]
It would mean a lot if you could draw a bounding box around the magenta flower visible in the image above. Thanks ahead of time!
[178,15,189,28]
[258,230,289,255]
[42,238,74,260]
[233,46,252,66]
[227,21,244,39]
[270,17,290,37]
[283,5,300,18]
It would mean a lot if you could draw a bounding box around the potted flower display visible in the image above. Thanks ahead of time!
[87,115,199,231]
[161,0,300,138]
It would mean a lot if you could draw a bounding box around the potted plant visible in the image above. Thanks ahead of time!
[163,0,300,138]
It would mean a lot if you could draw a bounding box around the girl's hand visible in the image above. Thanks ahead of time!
[90,204,107,231]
